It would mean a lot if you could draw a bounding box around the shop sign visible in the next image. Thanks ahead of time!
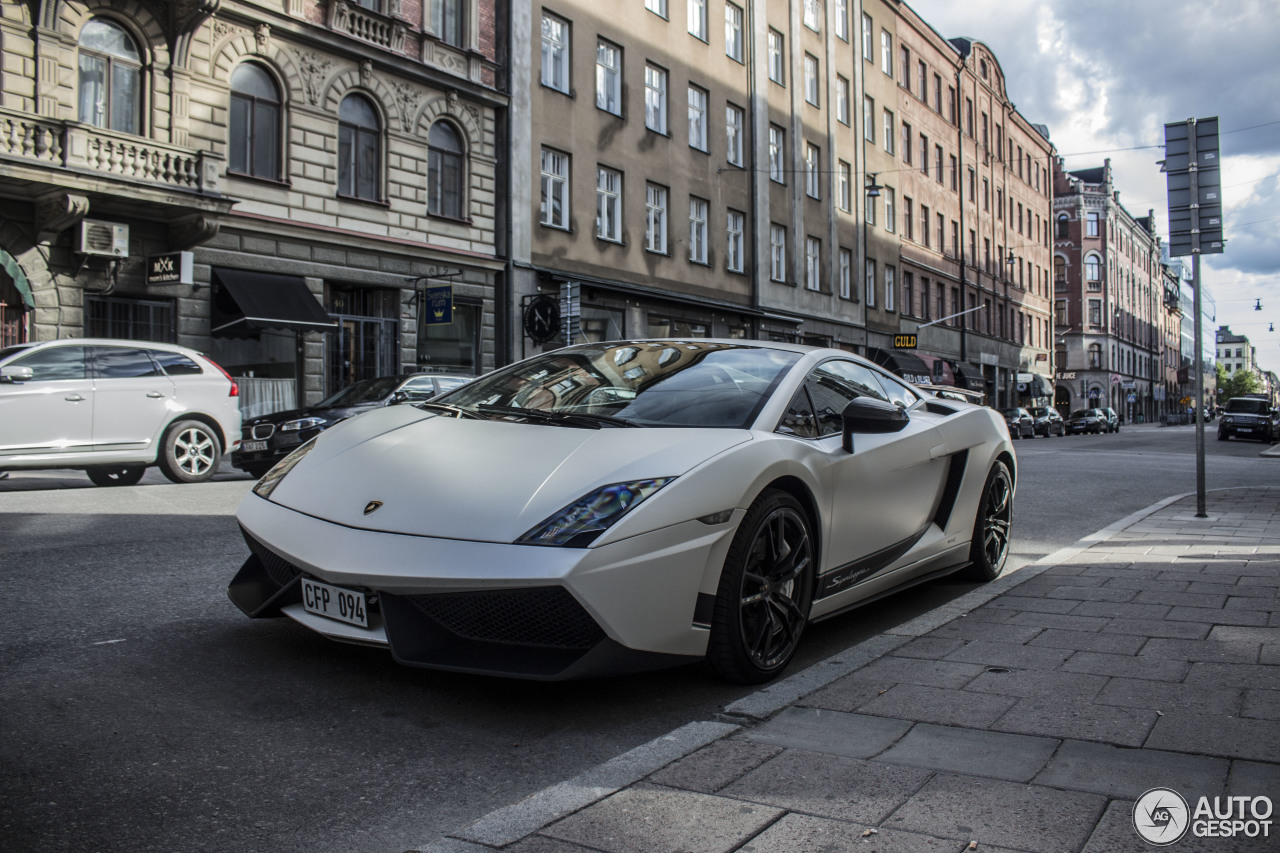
[424,284,453,325]
[893,334,917,349]
[147,251,193,285]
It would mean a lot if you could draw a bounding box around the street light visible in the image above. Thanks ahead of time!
[865,173,882,198]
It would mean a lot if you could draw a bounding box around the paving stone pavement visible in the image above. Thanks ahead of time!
[417,488,1280,853]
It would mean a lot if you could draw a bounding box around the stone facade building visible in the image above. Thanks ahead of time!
[0,0,504,411]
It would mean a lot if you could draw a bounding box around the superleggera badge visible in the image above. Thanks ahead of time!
[363,501,383,515]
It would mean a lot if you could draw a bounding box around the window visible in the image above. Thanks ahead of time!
[1057,213,1069,240]
[596,166,622,242]
[902,271,913,316]
[967,167,975,202]
[918,60,927,100]
[85,298,174,343]
[919,134,928,175]
[983,177,989,210]
[726,103,744,166]
[645,64,668,133]
[689,197,708,263]
[804,0,821,31]
[688,0,707,40]
[966,97,974,136]
[863,96,875,142]
[1088,300,1101,327]
[645,184,668,252]
[862,14,873,61]
[883,109,894,153]
[881,30,892,76]
[540,13,569,93]
[338,94,381,201]
[1086,254,1102,286]
[688,85,708,150]
[770,224,787,281]
[921,279,930,320]
[839,248,852,298]
[768,124,785,183]
[949,154,957,190]
[432,0,465,47]
[837,161,851,212]
[884,187,895,233]
[805,144,820,199]
[921,205,930,247]
[933,73,942,112]
[229,63,281,180]
[865,259,876,306]
[934,144,943,183]
[836,76,850,125]
[727,209,745,273]
[866,186,876,226]
[902,122,912,163]
[947,85,956,123]
[768,30,785,84]
[540,147,569,228]
[804,54,820,105]
[725,3,743,61]
[427,122,464,218]
[936,212,945,254]
[903,197,913,240]
[78,18,142,134]
[900,46,911,90]
[1088,342,1101,368]
[834,0,848,40]
[805,237,821,291]
[645,0,667,18]
[596,41,622,114]
[1087,212,1100,237]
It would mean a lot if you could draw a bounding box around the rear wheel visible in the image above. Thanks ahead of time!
[157,419,222,484]
[707,490,815,684]
[966,461,1013,581]
[86,465,145,487]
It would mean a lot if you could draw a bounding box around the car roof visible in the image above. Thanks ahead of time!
[0,338,206,362]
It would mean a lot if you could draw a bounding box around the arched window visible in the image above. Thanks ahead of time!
[229,63,281,179]
[1056,213,1069,240]
[78,18,142,134]
[1085,254,1101,287]
[427,122,464,218]
[338,94,381,201]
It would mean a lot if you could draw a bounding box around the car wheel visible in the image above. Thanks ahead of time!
[707,489,815,684]
[86,465,146,487]
[966,460,1013,581]
[1217,432,1227,441]
[157,419,222,484]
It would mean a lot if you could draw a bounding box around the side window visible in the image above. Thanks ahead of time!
[868,370,920,408]
[399,377,437,394]
[805,359,886,436]
[11,346,87,381]
[777,386,818,438]
[152,351,203,376]
[93,347,161,378]
[435,377,468,393]
[820,360,890,401]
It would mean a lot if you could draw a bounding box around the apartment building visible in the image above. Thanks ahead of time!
[0,0,504,410]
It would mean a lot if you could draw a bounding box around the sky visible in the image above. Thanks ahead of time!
[907,0,1280,374]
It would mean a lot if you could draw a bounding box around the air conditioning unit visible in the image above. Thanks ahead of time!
[76,220,130,258]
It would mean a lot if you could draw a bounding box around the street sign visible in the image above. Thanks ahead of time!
[1164,117,1224,256]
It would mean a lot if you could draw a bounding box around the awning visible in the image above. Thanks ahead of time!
[1017,372,1054,397]
[951,362,987,391]
[914,353,955,386]
[867,347,932,386]
[211,268,336,337]
[0,248,34,309]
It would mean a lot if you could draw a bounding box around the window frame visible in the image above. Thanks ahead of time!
[596,40,623,115]
[337,93,383,202]
[645,63,669,134]
[540,146,570,229]
[689,196,709,264]
[596,165,623,243]
[228,62,282,181]
[540,13,571,94]
[645,183,669,253]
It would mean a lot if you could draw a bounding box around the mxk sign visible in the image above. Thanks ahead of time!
[147,251,194,285]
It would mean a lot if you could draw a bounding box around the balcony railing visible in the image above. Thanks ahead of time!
[330,0,407,52]
[0,107,221,195]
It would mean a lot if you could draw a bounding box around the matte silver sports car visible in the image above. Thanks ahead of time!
[229,340,1015,683]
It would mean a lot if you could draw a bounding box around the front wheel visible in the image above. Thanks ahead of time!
[157,419,222,484]
[86,465,145,487]
[966,461,1014,581]
[707,490,815,684]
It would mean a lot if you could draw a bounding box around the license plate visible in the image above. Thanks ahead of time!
[242,440,269,452]
[1238,428,1252,433]
[301,577,368,628]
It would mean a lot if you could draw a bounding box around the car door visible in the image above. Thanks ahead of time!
[0,345,93,457]
[88,346,176,452]
[801,359,951,579]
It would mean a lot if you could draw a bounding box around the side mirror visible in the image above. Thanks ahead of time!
[388,391,409,406]
[841,396,909,453]
[0,365,34,383]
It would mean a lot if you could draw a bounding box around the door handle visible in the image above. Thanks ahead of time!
[146,391,166,398]
[64,394,86,402]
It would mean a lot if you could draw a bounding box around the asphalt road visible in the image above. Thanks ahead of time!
[0,423,1275,853]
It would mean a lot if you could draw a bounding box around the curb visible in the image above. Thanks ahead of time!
[413,490,1211,853]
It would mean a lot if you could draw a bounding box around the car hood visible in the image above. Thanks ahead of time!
[246,403,380,427]
[263,407,753,542]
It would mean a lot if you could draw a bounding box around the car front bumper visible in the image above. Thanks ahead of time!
[228,494,739,679]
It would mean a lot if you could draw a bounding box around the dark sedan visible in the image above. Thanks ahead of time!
[1003,407,1035,439]
[232,373,472,477]
[1029,406,1065,437]
[1067,408,1106,435]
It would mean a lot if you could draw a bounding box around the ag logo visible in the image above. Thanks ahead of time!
[1134,788,1190,845]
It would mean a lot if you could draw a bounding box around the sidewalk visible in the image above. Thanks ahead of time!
[419,487,1280,853]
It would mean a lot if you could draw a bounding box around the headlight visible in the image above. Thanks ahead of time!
[518,478,675,548]
[281,417,326,432]
[252,438,318,499]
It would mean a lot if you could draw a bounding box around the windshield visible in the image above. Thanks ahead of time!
[1030,408,1050,417]
[1070,409,1097,419]
[318,376,402,407]
[435,341,801,428]
[1002,409,1024,418]
[1226,398,1269,415]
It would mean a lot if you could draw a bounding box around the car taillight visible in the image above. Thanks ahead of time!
[205,357,240,397]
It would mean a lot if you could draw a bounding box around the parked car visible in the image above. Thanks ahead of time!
[1029,406,1065,437]
[232,373,473,477]
[1067,408,1107,435]
[1217,396,1279,443]
[228,340,1017,683]
[0,338,241,486]
[1099,407,1121,432]
[1003,407,1035,439]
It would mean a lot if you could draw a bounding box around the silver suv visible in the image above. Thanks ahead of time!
[0,339,242,486]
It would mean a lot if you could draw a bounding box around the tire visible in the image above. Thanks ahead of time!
[707,490,815,684]
[157,419,222,484]
[965,460,1014,581]
[1217,432,1227,442]
[86,465,146,487]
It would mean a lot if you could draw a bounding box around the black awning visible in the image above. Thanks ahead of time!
[867,348,932,386]
[211,268,337,337]
[951,362,987,390]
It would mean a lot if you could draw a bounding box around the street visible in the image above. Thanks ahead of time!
[1,423,1276,853]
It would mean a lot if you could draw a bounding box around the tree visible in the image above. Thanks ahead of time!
[1216,362,1261,400]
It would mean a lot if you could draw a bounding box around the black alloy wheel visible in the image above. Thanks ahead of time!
[966,460,1013,581]
[707,490,815,684]
[86,465,146,487]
